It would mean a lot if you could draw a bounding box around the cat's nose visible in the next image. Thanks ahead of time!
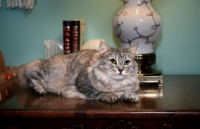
[118,68,124,73]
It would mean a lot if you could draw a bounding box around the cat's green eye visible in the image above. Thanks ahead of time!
[124,60,130,65]
[110,59,117,64]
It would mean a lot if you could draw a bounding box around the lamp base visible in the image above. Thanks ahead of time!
[135,53,163,87]
[138,75,163,87]
[135,53,161,76]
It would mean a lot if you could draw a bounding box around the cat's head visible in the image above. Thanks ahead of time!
[97,42,138,80]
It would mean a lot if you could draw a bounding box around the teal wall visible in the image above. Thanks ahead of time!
[0,0,200,75]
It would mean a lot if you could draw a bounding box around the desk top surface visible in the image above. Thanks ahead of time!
[1,75,200,112]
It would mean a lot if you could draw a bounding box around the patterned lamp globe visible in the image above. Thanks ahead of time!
[113,0,162,75]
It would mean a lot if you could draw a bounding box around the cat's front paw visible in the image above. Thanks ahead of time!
[121,92,139,102]
[98,92,118,103]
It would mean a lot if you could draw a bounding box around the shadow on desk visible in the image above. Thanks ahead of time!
[1,85,163,110]
[18,90,139,109]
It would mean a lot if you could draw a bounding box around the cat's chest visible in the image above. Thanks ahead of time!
[117,91,127,97]
[95,80,132,92]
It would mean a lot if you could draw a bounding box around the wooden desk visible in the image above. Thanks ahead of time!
[0,75,200,129]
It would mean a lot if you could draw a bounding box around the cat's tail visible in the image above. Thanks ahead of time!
[17,65,28,89]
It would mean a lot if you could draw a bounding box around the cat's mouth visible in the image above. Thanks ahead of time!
[119,73,123,75]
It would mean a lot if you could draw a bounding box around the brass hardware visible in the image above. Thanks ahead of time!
[135,53,161,76]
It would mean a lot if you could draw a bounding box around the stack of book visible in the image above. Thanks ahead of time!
[63,20,86,54]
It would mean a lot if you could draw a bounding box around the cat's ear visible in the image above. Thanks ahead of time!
[99,41,110,54]
[128,43,138,57]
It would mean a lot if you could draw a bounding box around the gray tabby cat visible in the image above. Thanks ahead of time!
[18,42,139,103]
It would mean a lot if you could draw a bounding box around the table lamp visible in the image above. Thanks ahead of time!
[113,0,163,86]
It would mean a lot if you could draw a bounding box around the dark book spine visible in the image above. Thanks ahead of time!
[71,20,80,53]
[63,21,71,54]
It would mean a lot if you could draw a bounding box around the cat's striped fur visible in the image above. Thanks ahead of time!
[17,42,139,102]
